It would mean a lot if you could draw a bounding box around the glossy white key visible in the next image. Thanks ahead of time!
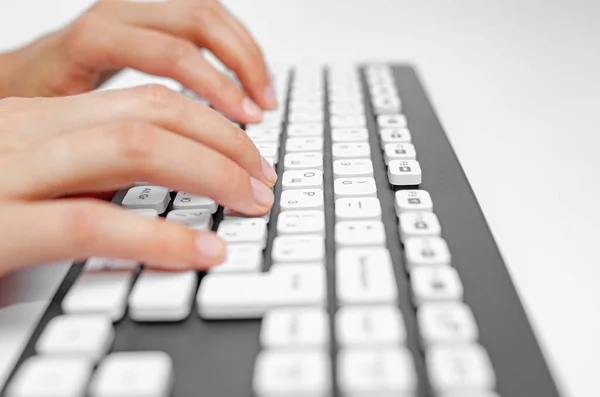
[336,306,405,346]
[280,189,324,211]
[380,127,412,145]
[333,159,374,178]
[277,210,325,235]
[388,159,422,185]
[384,143,416,164]
[287,123,324,137]
[329,95,363,107]
[334,177,377,199]
[331,114,367,128]
[90,352,173,397]
[261,308,329,348]
[62,269,133,321]
[419,303,479,346]
[372,95,402,114]
[289,101,323,114]
[411,266,464,305]
[395,189,433,214]
[427,345,496,393]
[217,218,268,247]
[377,114,408,128]
[85,257,138,271]
[128,270,196,321]
[254,351,331,397]
[399,211,441,241]
[256,142,279,159]
[246,127,281,143]
[329,102,365,115]
[282,169,323,190]
[35,314,113,360]
[173,192,218,213]
[335,197,382,220]
[332,142,371,160]
[122,186,170,213]
[331,127,369,143]
[286,137,323,153]
[338,348,416,396]
[223,208,271,224]
[284,152,324,171]
[336,248,397,304]
[166,209,213,230]
[289,111,324,123]
[405,237,451,269]
[198,265,326,319]
[272,234,325,262]
[6,356,93,397]
[210,244,263,273]
[440,393,501,397]
[335,220,386,247]
[127,208,159,219]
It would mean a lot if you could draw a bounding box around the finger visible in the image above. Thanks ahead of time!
[21,85,277,187]
[66,15,262,123]
[0,200,226,273]
[0,121,274,216]
[92,0,276,110]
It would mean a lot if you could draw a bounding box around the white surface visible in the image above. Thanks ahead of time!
[0,0,599,396]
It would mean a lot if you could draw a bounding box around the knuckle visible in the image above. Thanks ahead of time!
[162,39,196,68]
[189,2,220,25]
[136,84,176,110]
[64,13,103,51]
[112,121,158,163]
[231,126,256,159]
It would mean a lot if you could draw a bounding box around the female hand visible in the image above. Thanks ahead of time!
[0,0,275,123]
[0,84,277,275]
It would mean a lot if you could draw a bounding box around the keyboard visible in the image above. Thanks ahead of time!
[1,64,561,397]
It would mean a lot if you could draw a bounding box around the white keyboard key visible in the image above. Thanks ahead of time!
[256,142,279,159]
[369,83,398,98]
[338,348,416,395]
[395,189,433,214]
[85,257,138,271]
[246,127,281,143]
[210,244,263,273]
[282,169,324,190]
[269,265,327,307]
[372,95,402,114]
[329,95,363,107]
[333,159,374,178]
[289,111,324,123]
[399,211,441,241]
[405,237,451,269]
[329,102,365,115]
[6,356,93,397]
[388,160,422,185]
[90,352,173,397]
[384,143,416,164]
[335,197,382,220]
[440,393,501,397]
[336,306,405,346]
[411,266,464,305]
[166,209,213,230]
[254,351,331,396]
[277,210,325,235]
[128,270,196,321]
[284,152,324,171]
[331,127,369,142]
[427,345,496,393]
[336,248,397,305]
[288,123,324,137]
[173,192,218,213]
[261,308,329,348]
[272,234,325,262]
[35,314,113,360]
[280,189,324,211]
[419,303,479,346]
[286,137,323,153]
[289,101,323,114]
[332,142,371,160]
[223,208,271,224]
[217,218,268,247]
[331,114,367,128]
[377,114,408,128]
[380,127,412,144]
[122,186,170,213]
[335,220,386,247]
[62,270,133,321]
[334,177,377,199]
[127,208,159,219]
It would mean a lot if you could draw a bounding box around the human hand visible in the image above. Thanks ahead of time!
[0,0,275,123]
[0,85,276,274]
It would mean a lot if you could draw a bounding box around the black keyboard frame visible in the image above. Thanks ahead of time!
[1,65,561,397]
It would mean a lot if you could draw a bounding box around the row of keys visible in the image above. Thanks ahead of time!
[122,186,218,215]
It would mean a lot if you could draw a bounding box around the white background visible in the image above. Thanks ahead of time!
[0,1,599,396]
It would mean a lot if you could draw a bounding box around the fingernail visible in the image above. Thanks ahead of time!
[195,233,226,260]
[242,97,262,119]
[261,156,278,185]
[263,84,278,108]
[250,177,274,207]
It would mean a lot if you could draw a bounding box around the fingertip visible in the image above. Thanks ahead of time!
[241,97,262,122]
[262,84,278,110]
[195,232,226,264]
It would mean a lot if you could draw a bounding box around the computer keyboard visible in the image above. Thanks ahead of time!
[1,64,561,397]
